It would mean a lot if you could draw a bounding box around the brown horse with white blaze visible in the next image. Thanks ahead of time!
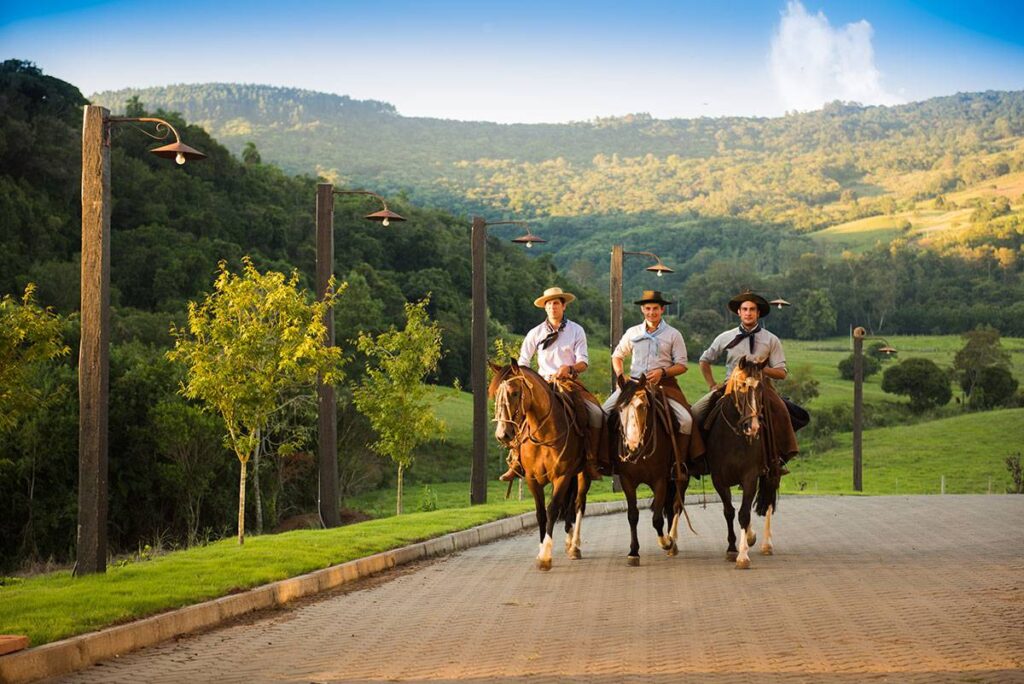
[489,359,592,570]
[610,374,690,566]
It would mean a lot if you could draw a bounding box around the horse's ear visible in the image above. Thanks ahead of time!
[638,374,647,387]
[488,361,502,374]
[509,357,522,374]
[616,374,626,390]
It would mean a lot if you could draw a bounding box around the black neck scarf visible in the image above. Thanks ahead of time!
[540,319,567,349]
[725,323,762,354]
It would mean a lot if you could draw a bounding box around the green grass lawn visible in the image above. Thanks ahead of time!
[0,501,541,648]
[781,408,1023,495]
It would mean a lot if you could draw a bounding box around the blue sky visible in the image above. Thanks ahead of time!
[3,0,1024,123]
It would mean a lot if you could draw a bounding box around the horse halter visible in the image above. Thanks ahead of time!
[616,383,666,464]
[492,373,564,452]
[723,362,764,441]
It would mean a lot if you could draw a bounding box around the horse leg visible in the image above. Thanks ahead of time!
[714,478,737,561]
[566,472,588,560]
[622,477,641,566]
[537,476,572,571]
[761,504,774,556]
[527,477,547,545]
[735,475,757,570]
[651,478,673,553]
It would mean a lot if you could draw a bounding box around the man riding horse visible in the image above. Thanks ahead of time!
[500,286,609,482]
[692,290,799,475]
[602,290,705,475]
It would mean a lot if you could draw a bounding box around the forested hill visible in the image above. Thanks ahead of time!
[0,60,605,385]
[91,83,1024,229]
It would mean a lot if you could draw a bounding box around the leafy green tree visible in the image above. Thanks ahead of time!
[168,258,343,544]
[968,366,1019,410]
[953,326,1011,400]
[152,397,229,545]
[776,364,820,405]
[242,141,262,165]
[838,353,881,381]
[0,284,69,433]
[791,288,837,339]
[881,358,952,412]
[353,298,444,515]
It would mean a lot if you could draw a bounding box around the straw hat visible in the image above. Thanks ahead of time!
[533,286,576,308]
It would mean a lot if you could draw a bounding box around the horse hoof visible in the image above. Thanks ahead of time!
[760,545,774,556]
[568,547,582,560]
[736,558,751,570]
[726,551,738,562]
[627,556,640,567]
[666,543,678,557]
[536,558,552,571]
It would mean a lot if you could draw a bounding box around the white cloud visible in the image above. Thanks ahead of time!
[770,1,902,112]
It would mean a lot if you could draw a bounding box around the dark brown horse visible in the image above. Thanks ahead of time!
[611,374,689,566]
[489,359,592,570]
[694,356,779,569]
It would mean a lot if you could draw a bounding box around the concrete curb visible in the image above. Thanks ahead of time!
[2,495,726,683]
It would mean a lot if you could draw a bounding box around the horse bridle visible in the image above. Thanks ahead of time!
[719,367,764,442]
[493,374,573,458]
[617,386,674,464]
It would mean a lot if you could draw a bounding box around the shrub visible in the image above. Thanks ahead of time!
[881,358,952,412]
[968,366,1019,410]
[838,353,880,380]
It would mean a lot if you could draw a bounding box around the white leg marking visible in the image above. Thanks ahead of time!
[761,505,774,555]
[540,534,554,563]
[736,525,751,568]
[669,512,680,542]
[572,509,584,549]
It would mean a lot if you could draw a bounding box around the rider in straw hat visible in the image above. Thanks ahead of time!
[693,289,799,473]
[500,286,608,481]
[602,290,705,472]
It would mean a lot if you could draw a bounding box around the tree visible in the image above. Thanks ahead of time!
[838,353,880,381]
[791,288,837,339]
[775,364,820,405]
[242,141,261,165]
[0,284,69,433]
[353,298,444,515]
[881,358,952,412]
[968,366,1019,410]
[168,258,343,544]
[953,326,1011,400]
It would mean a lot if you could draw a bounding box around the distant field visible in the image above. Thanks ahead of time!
[782,408,1023,495]
[812,168,1023,253]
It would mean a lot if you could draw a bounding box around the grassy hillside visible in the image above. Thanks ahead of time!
[782,408,1023,495]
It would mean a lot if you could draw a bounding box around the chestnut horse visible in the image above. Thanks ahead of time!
[610,374,690,566]
[489,360,592,570]
[696,356,779,569]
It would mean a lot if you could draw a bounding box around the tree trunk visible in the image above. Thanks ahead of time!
[237,457,248,545]
[253,430,263,535]
[396,463,404,516]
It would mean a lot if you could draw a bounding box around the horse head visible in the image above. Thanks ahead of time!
[725,356,767,440]
[490,358,534,446]
[615,374,651,456]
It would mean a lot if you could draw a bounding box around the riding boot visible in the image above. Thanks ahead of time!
[499,449,524,482]
[585,426,603,480]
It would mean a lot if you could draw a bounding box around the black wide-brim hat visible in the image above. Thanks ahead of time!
[728,290,770,317]
[634,289,672,306]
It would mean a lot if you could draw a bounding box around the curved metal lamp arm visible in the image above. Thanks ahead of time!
[108,116,181,143]
[333,189,390,210]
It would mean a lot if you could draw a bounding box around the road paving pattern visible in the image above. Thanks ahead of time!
[52,495,1023,683]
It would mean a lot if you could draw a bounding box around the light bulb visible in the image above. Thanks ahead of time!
[382,217,390,227]
[175,152,186,165]
[526,241,533,248]
[657,270,663,277]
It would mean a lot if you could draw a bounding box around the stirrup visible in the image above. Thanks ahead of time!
[499,465,522,482]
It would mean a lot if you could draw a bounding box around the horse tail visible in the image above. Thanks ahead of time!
[557,473,579,522]
[755,473,778,517]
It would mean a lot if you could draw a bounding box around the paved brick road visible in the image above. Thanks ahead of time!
[53,496,1023,683]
